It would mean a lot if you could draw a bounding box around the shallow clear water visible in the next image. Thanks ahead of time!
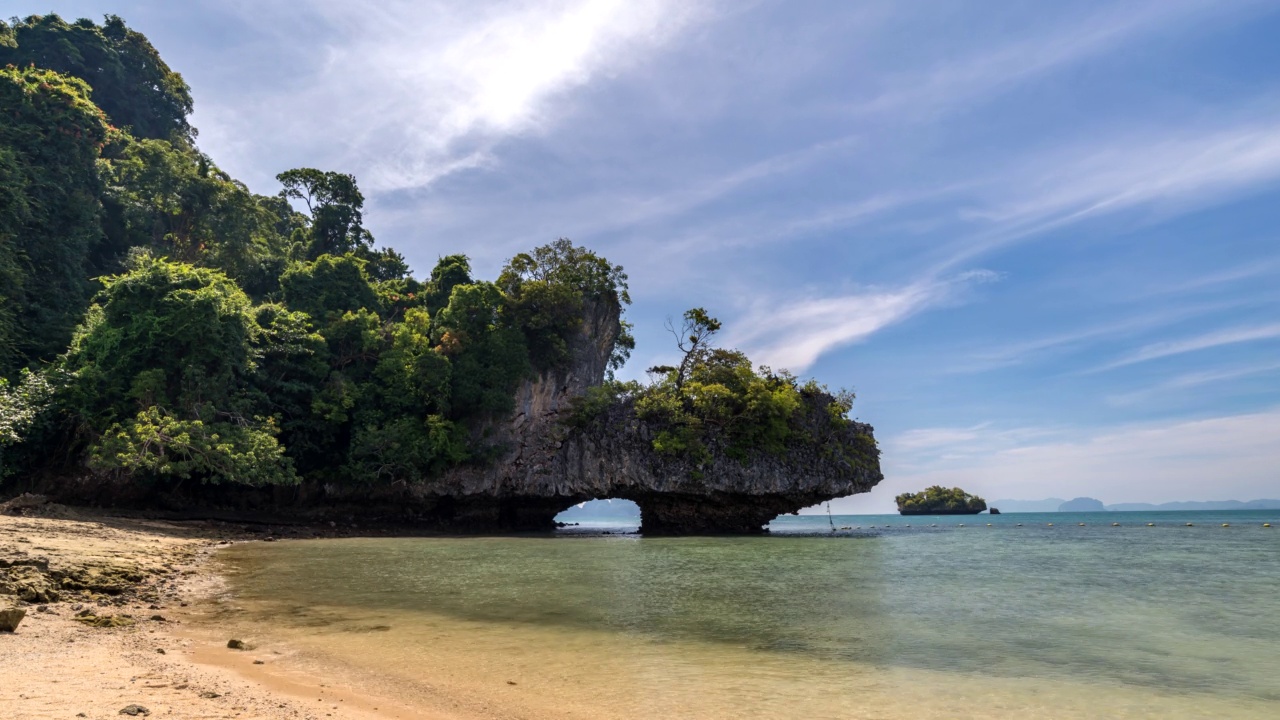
[211,510,1280,719]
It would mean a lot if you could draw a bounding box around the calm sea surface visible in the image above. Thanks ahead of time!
[208,510,1280,719]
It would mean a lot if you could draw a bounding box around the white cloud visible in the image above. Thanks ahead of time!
[724,270,998,372]
[203,0,704,191]
[1091,322,1280,372]
[890,424,992,452]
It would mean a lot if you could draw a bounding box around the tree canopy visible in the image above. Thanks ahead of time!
[571,308,859,475]
[895,486,988,515]
[0,14,194,142]
[0,64,111,376]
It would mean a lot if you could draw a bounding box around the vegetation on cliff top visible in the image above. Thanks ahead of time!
[896,487,988,515]
[568,308,864,474]
[0,13,866,496]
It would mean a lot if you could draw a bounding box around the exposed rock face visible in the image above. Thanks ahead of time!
[409,296,883,534]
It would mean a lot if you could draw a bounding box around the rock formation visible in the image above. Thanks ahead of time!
[407,296,883,534]
[27,297,883,535]
[0,606,25,632]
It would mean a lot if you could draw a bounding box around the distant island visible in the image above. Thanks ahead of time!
[991,497,1280,512]
[896,486,987,515]
[1057,497,1106,512]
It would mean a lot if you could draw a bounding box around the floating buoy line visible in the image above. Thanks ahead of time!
[831,518,1274,532]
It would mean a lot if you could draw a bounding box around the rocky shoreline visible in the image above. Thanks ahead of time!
[0,495,466,719]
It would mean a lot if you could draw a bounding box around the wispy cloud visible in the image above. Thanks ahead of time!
[577,1,1251,256]
[1107,360,1280,406]
[952,300,1249,374]
[942,119,1280,269]
[852,0,1234,122]
[725,270,998,372]
[1091,322,1280,372]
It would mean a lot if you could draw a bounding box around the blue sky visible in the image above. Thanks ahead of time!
[14,1,1280,511]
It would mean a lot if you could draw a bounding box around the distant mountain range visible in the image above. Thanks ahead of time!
[991,498,1280,512]
[989,498,1067,513]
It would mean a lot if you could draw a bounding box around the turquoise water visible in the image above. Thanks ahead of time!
[210,510,1280,719]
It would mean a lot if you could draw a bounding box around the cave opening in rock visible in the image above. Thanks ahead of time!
[554,498,641,531]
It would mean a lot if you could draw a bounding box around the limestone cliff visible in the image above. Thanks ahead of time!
[25,295,883,535]
[413,296,884,533]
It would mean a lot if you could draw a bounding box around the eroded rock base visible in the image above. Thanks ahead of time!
[636,493,825,535]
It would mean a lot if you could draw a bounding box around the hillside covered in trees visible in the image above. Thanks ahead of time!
[0,15,880,529]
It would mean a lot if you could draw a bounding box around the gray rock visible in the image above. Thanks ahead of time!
[118,705,150,716]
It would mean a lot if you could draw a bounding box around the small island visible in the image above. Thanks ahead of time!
[896,486,987,515]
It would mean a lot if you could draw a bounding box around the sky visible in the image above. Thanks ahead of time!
[12,1,1280,512]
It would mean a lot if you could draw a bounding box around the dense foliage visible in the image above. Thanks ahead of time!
[0,64,111,376]
[569,308,858,474]
[895,486,988,515]
[0,14,193,142]
[0,15,630,490]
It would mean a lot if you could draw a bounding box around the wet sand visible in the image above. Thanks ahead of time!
[0,504,464,720]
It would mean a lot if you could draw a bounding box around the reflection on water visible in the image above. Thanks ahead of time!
[209,511,1280,719]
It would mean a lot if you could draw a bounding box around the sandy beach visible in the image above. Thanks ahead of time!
[0,499,466,720]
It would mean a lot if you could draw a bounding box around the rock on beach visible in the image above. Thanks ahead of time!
[0,606,26,632]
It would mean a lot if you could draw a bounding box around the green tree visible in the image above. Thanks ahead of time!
[63,257,295,486]
[498,238,633,372]
[280,254,380,324]
[0,65,110,376]
[619,309,856,467]
[276,168,372,258]
[424,254,474,317]
[99,136,293,295]
[434,283,531,418]
[895,486,987,515]
[0,14,194,142]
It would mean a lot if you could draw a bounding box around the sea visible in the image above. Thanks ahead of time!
[204,510,1280,719]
